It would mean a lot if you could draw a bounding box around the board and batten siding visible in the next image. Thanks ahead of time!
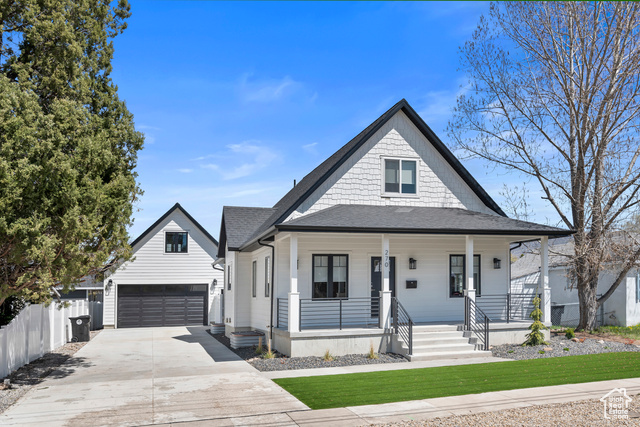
[103,209,223,328]
[287,111,496,222]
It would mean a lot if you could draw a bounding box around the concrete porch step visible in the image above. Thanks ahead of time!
[412,324,461,333]
[409,343,477,353]
[407,350,493,362]
[411,336,472,346]
[411,330,464,339]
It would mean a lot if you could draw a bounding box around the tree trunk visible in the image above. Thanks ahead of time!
[578,279,598,330]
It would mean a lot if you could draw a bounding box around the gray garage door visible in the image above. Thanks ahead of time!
[117,285,207,328]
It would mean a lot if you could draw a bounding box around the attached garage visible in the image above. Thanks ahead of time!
[117,285,208,328]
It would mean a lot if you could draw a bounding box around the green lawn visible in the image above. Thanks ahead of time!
[596,324,640,340]
[274,352,640,409]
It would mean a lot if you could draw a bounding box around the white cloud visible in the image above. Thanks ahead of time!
[177,168,193,173]
[302,142,319,155]
[197,141,280,181]
[239,74,303,103]
[418,79,470,132]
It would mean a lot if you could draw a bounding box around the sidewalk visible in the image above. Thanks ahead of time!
[285,377,640,426]
[261,356,513,380]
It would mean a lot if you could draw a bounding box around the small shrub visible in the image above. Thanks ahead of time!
[262,349,275,359]
[563,347,570,352]
[367,344,379,360]
[538,350,545,354]
[565,328,575,340]
[522,295,548,346]
[507,350,515,354]
[323,350,334,362]
[604,346,610,349]
[255,345,263,355]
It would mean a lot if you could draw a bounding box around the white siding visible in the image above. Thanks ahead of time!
[268,233,511,323]
[625,271,640,326]
[288,111,496,222]
[103,209,222,327]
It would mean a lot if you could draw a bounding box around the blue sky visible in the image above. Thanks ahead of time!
[112,1,555,240]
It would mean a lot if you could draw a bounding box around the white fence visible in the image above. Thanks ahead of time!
[0,300,88,379]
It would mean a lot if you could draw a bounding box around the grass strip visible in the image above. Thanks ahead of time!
[274,352,640,409]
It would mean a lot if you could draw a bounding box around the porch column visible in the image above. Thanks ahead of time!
[288,233,300,333]
[464,236,475,301]
[380,234,392,329]
[540,236,551,324]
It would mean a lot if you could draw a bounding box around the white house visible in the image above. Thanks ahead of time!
[217,99,572,360]
[103,203,224,328]
[511,237,640,327]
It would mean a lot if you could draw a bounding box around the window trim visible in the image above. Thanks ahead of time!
[264,256,271,297]
[164,231,189,254]
[449,254,481,298]
[381,156,419,197]
[312,254,349,300]
[252,260,257,298]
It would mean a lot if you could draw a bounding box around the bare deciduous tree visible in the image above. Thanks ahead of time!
[448,2,640,329]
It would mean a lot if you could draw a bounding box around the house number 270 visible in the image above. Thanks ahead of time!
[384,249,389,268]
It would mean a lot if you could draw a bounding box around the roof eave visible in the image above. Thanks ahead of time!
[275,224,575,237]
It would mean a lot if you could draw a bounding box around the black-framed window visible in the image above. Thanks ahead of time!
[252,260,257,298]
[449,254,481,297]
[312,254,348,299]
[265,256,271,297]
[165,232,188,253]
[384,159,417,194]
[227,264,232,291]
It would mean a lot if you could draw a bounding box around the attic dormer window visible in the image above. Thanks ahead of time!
[165,232,188,253]
[384,158,417,194]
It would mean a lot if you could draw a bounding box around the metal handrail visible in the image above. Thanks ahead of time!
[392,297,414,355]
[465,296,491,351]
[299,297,380,330]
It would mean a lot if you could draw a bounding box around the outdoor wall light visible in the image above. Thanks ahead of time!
[210,279,217,294]
[493,258,501,269]
[105,279,113,295]
[409,258,417,270]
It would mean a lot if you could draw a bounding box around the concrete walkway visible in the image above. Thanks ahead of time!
[0,326,307,427]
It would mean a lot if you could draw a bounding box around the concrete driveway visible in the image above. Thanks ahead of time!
[0,327,308,426]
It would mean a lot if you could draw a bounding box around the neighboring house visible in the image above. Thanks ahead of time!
[511,237,640,327]
[217,99,571,359]
[103,203,224,328]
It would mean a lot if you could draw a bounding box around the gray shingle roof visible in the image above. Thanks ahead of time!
[277,205,572,236]
[219,206,275,253]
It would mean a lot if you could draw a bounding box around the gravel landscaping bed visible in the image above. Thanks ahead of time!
[492,335,640,360]
[0,330,100,414]
[210,332,407,372]
[376,395,640,426]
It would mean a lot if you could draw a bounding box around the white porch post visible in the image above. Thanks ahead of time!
[540,236,551,324]
[380,234,392,329]
[288,233,300,333]
[464,236,475,301]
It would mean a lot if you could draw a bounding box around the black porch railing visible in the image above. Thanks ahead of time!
[465,296,490,350]
[276,297,381,331]
[475,293,538,322]
[392,297,413,355]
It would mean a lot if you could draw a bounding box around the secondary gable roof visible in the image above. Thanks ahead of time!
[131,203,218,249]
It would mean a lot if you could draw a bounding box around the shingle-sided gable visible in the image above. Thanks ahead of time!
[286,110,498,222]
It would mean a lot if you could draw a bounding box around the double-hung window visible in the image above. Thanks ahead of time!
[449,254,481,297]
[165,232,188,253]
[384,158,417,195]
[313,255,348,299]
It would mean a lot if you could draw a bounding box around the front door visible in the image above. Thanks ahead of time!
[371,257,396,315]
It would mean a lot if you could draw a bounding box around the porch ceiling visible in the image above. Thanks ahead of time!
[276,205,573,237]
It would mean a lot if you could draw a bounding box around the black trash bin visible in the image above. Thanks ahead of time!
[69,315,91,342]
